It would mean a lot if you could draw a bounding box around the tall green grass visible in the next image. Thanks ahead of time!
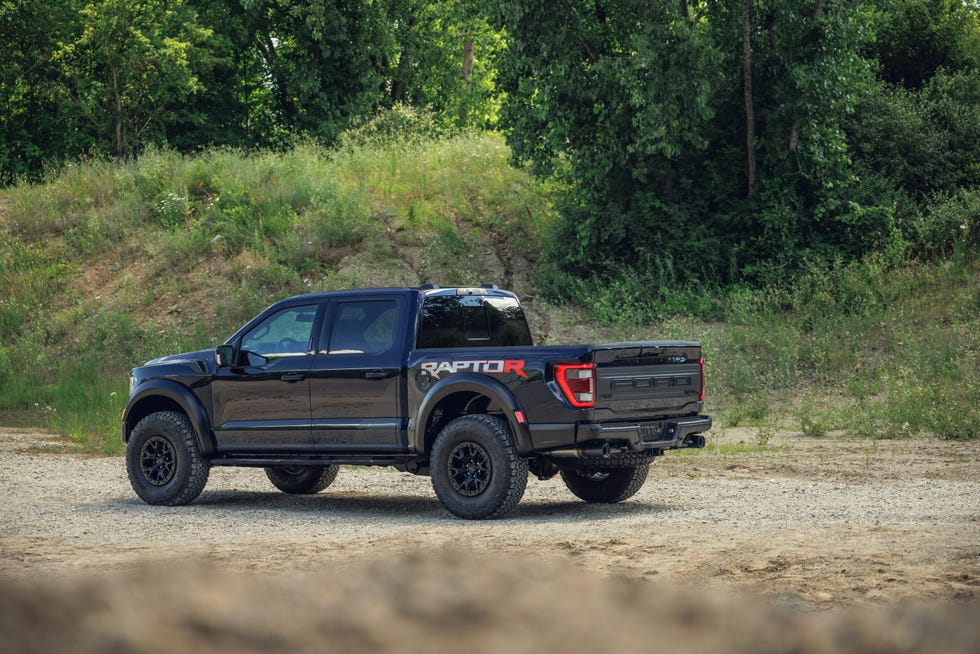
[585,256,979,441]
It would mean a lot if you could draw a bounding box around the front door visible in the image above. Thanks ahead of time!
[211,303,320,452]
[309,297,406,451]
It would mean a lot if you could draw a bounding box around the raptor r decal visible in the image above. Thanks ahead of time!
[419,359,527,380]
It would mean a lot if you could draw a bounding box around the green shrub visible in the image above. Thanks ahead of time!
[337,104,446,149]
[916,188,980,256]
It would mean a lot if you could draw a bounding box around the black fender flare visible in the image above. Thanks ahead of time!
[122,379,216,456]
[411,373,532,455]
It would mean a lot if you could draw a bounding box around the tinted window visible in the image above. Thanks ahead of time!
[241,305,317,358]
[324,300,397,354]
[462,301,490,341]
[417,296,532,348]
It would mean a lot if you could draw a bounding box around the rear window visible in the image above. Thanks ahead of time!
[417,296,532,349]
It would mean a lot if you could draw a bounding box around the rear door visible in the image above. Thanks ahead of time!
[309,296,407,451]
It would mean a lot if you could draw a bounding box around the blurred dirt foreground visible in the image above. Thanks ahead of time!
[1,551,979,654]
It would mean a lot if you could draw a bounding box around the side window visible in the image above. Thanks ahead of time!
[241,304,317,359]
[323,300,397,355]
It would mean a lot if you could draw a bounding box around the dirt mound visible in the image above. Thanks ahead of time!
[2,552,977,654]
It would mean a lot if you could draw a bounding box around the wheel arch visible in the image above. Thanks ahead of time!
[412,374,531,456]
[123,380,216,456]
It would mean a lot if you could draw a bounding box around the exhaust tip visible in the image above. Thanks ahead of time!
[684,434,706,449]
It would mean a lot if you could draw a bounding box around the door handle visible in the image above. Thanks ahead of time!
[281,373,305,382]
[364,371,389,381]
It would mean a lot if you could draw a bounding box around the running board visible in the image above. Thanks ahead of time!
[210,456,413,467]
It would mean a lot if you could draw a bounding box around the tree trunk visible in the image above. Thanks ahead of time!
[788,2,827,158]
[392,16,419,102]
[461,39,474,83]
[113,67,123,158]
[742,0,756,196]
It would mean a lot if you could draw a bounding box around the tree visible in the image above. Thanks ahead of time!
[52,0,213,159]
[0,0,80,181]
[243,0,502,140]
[489,0,872,286]
[742,0,756,195]
[167,0,281,150]
[488,0,722,278]
[377,1,503,129]
[868,0,980,89]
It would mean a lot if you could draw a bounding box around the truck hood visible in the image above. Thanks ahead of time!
[144,349,215,368]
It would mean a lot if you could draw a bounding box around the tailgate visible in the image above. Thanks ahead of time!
[592,342,703,421]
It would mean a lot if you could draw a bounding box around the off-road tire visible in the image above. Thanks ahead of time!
[264,465,338,494]
[571,450,659,468]
[560,465,650,503]
[430,414,528,520]
[126,411,210,506]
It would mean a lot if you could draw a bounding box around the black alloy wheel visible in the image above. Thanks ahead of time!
[447,442,492,497]
[139,435,177,486]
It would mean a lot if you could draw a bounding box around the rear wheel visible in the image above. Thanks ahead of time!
[126,411,210,506]
[430,414,528,520]
[560,465,649,503]
[264,465,338,494]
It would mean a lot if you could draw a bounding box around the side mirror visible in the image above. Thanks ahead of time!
[215,344,235,368]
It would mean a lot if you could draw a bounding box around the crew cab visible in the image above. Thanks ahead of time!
[123,285,710,519]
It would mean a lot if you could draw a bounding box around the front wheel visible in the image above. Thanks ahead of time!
[126,411,210,506]
[264,465,338,494]
[430,414,528,520]
[560,465,650,503]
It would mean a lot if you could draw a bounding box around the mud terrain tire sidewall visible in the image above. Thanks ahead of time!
[431,415,528,520]
[127,411,210,506]
[560,465,649,503]
[264,465,339,494]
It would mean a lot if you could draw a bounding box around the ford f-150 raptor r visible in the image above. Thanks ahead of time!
[123,285,711,519]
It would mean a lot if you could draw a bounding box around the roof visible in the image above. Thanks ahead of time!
[271,285,517,305]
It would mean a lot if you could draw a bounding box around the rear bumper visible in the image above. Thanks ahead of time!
[528,415,712,453]
[577,415,712,451]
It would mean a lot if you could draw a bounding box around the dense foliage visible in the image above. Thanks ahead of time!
[0,0,502,179]
[1,0,977,290]
[486,0,978,295]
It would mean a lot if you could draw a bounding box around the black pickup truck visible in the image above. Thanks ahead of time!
[123,285,710,519]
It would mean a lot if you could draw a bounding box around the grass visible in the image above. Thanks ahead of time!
[0,131,976,453]
[672,441,783,457]
[591,256,979,441]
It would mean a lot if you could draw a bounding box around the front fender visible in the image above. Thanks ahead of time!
[411,373,532,455]
[122,379,216,455]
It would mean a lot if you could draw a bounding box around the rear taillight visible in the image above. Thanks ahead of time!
[699,357,705,402]
[555,363,596,408]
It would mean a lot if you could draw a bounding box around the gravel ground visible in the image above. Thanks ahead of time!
[1,427,978,609]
